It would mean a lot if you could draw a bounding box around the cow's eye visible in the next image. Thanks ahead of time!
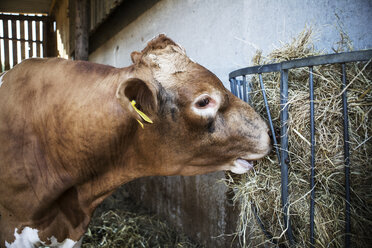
[196,97,210,108]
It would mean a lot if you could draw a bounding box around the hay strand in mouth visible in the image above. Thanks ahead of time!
[227,27,372,247]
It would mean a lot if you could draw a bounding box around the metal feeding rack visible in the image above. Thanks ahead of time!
[228,49,372,248]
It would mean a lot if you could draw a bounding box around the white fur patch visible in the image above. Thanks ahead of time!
[148,54,157,60]
[5,227,79,248]
[191,93,221,118]
[48,236,79,248]
[5,227,40,248]
[148,52,186,74]
[191,105,218,117]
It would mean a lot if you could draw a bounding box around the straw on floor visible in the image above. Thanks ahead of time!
[81,188,203,248]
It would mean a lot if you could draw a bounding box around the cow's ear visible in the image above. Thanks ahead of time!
[116,78,157,122]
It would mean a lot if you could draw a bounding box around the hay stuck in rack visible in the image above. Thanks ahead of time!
[227,28,371,247]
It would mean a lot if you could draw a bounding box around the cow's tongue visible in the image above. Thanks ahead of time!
[236,159,253,170]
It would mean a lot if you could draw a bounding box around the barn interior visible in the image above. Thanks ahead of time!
[0,1,371,248]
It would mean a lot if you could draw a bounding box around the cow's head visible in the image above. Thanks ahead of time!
[116,35,271,176]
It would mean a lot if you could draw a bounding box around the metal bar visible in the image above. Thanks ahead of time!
[246,78,252,104]
[309,66,316,248]
[238,79,243,99]
[282,50,372,69]
[235,80,239,98]
[234,79,239,98]
[259,73,280,161]
[280,69,294,244]
[242,75,247,102]
[341,63,351,248]
[3,19,10,70]
[229,78,236,96]
[251,203,278,245]
[229,50,372,79]
[11,20,18,66]
[229,63,281,78]
[20,20,26,60]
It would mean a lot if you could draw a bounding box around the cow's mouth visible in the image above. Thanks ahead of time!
[236,158,254,169]
[231,158,254,174]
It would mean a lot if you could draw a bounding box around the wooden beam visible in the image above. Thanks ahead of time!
[0,0,51,14]
[11,20,18,65]
[0,14,49,22]
[36,21,41,57]
[75,0,89,61]
[42,20,47,57]
[49,0,58,15]
[46,19,57,57]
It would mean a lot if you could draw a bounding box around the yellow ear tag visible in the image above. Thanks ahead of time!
[131,100,153,129]
[136,119,144,129]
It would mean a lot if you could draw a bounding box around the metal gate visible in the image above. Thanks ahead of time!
[0,13,52,72]
[229,49,372,247]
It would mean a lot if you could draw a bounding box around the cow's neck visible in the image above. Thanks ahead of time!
[70,72,147,210]
[70,70,171,215]
[32,68,152,242]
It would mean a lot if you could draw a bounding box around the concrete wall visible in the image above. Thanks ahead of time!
[90,0,371,88]
[89,0,371,247]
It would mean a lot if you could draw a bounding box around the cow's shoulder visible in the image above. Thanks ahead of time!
[71,60,118,77]
[14,57,118,76]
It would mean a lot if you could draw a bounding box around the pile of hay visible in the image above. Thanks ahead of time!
[227,28,371,247]
[82,188,202,248]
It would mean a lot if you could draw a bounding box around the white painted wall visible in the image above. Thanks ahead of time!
[90,0,372,88]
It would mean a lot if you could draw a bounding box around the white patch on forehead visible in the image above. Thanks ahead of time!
[148,52,188,72]
[148,54,157,60]
[0,71,7,88]
[147,52,192,87]
[5,227,78,248]
[144,43,194,87]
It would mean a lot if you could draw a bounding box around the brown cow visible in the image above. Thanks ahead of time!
[0,35,271,247]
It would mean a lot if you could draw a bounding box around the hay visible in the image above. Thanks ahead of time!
[81,189,203,248]
[227,28,372,247]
